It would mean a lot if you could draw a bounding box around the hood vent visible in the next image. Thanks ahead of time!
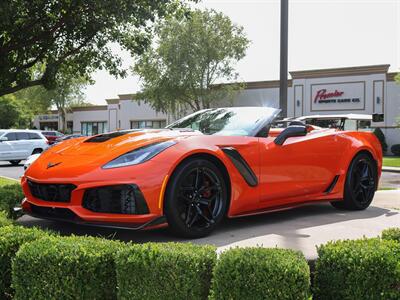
[84,130,139,143]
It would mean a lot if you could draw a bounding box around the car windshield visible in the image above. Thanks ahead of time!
[167,107,281,136]
[0,131,4,137]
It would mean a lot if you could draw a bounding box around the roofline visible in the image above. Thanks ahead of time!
[290,64,390,79]
[71,105,107,112]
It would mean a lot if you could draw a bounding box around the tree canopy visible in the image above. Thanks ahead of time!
[133,9,250,114]
[0,0,192,97]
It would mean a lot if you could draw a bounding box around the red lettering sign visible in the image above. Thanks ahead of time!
[314,89,344,103]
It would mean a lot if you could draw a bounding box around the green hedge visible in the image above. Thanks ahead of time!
[382,227,400,243]
[210,247,310,300]
[0,184,24,220]
[0,211,12,227]
[115,243,216,300]
[0,225,48,299]
[12,235,124,300]
[314,238,400,300]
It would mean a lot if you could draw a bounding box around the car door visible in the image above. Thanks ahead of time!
[1,132,19,159]
[15,132,32,158]
[258,131,343,208]
[0,132,13,160]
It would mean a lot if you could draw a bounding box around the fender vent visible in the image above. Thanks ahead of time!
[325,175,340,194]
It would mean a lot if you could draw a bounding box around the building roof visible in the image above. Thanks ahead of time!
[290,64,390,79]
[71,105,107,112]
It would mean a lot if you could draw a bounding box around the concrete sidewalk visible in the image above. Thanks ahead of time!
[383,166,400,173]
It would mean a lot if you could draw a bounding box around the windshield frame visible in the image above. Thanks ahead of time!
[166,107,281,137]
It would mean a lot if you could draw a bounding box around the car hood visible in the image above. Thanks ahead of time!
[26,129,201,177]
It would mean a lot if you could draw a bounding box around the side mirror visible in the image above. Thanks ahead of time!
[372,113,384,122]
[0,136,8,142]
[274,125,307,146]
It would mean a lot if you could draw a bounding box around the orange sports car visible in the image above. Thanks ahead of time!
[21,107,382,237]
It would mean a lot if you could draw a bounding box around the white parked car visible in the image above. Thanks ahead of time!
[0,130,49,166]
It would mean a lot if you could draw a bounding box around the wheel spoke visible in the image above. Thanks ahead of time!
[194,204,214,224]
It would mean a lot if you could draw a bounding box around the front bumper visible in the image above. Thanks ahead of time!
[22,199,166,230]
[21,173,167,230]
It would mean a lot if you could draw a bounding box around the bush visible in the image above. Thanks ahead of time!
[314,238,400,300]
[115,243,216,300]
[12,235,124,300]
[210,247,310,300]
[0,225,48,299]
[391,144,400,156]
[373,127,388,153]
[0,211,12,227]
[382,228,400,243]
[0,184,24,220]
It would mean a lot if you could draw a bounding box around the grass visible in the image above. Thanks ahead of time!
[383,157,400,168]
[0,176,18,187]
[378,187,398,191]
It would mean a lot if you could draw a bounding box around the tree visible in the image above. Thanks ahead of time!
[133,9,250,114]
[0,95,21,128]
[0,0,192,97]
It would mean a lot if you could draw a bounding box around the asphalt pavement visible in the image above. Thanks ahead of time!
[1,160,399,260]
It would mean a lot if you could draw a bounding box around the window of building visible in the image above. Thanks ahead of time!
[81,122,107,136]
[130,120,166,129]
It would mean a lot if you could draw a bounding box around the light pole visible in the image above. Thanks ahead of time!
[279,0,289,117]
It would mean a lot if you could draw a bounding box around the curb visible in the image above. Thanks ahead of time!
[0,175,19,182]
[382,167,400,174]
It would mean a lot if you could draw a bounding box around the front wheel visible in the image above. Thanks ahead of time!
[164,159,228,238]
[331,153,377,210]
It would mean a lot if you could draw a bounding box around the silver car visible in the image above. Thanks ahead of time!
[0,130,49,166]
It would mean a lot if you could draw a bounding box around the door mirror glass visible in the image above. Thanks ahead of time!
[0,136,8,142]
[372,113,384,122]
[274,125,307,146]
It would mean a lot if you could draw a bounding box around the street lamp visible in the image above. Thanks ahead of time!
[279,0,289,117]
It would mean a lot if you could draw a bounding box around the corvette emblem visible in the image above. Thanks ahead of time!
[47,162,62,169]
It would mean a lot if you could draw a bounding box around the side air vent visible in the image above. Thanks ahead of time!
[221,147,258,187]
[325,175,340,194]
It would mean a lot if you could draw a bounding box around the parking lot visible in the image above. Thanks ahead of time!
[1,160,399,259]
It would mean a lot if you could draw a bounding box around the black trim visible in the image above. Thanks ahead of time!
[27,203,166,230]
[221,147,258,187]
[325,175,340,193]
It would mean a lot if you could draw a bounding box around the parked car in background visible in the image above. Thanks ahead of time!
[41,131,64,145]
[54,134,85,144]
[0,130,49,165]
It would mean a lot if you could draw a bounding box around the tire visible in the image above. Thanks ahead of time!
[331,153,377,210]
[9,160,21,166]
[32,148,43,155]
[164,158,228,238]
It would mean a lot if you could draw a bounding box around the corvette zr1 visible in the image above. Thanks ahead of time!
[21,107,382,237]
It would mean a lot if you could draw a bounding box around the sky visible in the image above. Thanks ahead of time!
[84,0,400,105]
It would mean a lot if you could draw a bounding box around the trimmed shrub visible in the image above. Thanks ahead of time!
[373,127,388,153]
[391,144,400,156]
[382,227,400,243]
[314,238,400,300]
[0,211,12,227]
[0,184,24,220]
[115,243,217,300]
[12,235,125,300]
[210,247,310,300]
[0,225,48,299]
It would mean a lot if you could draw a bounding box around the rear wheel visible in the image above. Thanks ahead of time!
[164,159,228,238]
[9,160,21,166]
[331,153,377,210]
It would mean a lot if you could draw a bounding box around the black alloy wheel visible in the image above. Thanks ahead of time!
[165,159,228,238]
[331,153,377,210]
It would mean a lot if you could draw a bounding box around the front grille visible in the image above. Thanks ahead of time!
[83,184,149,215]
[30,204,78,221]
[28,180,76,203]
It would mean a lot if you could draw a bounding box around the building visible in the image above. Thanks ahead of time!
[33,64,399,148]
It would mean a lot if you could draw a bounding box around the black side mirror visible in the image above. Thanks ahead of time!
[274,125,307,146]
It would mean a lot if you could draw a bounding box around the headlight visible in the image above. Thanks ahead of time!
[102,140,176,169]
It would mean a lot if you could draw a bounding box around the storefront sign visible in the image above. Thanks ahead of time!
[39,114,59,121]
[311,82,365,111]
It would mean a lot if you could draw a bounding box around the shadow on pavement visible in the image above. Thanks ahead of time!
[17,202,396,247]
